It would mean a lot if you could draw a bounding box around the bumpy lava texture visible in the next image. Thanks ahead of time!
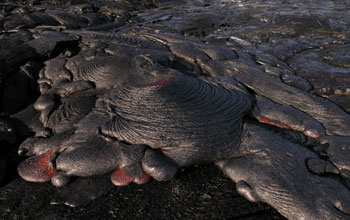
[1,0,350,220]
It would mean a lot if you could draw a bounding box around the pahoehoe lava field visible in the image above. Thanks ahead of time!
[1,0,350,219]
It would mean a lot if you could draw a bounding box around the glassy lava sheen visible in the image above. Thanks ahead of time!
[1,1,350,220]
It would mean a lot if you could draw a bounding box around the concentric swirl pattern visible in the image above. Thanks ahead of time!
[99,74,253,153]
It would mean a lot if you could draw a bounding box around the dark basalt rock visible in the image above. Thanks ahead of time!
[288,44,350,112]
[0,117,16,145]
[1,1,350,220]
[14,28,350,218]
[100,75,251,155]
[218,121,350,220]
[18,73,253,185]
[46,94,97,133]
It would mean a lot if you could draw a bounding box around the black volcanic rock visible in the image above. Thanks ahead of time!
[1,1,350,220]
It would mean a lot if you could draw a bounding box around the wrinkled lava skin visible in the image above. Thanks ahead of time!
[1,2,350,220]
[19,73,252,183]
[14,32,350,220]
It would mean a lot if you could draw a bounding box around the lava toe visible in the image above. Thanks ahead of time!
[111,164,150,186]
[142,149,179,181]
[252,95,325,138]
[51,171,72,187]
[236,180,260,203]
[51,173,114,207]
[18,150,57,182]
